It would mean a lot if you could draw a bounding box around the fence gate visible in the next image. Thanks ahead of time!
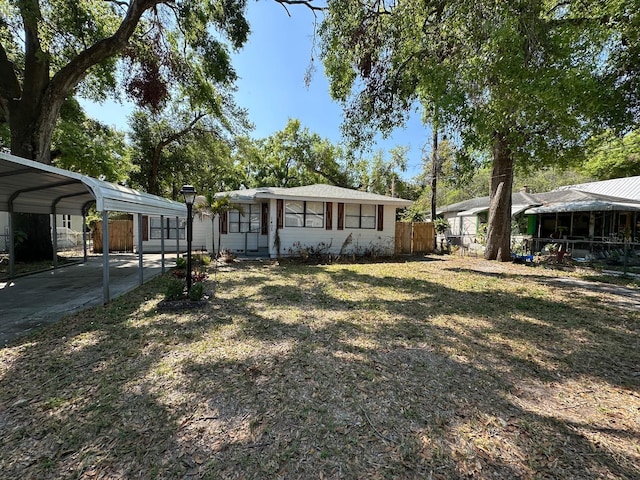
[395,222,435,254]
[92,219,134,253]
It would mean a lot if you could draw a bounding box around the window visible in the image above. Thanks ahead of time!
[228,205,260,233]
[285,200,324,228]
[345,203,376,229]
[150,217,185,239]
[62,215,72,229]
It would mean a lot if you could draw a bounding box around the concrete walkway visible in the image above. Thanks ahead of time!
[0,254,173,346]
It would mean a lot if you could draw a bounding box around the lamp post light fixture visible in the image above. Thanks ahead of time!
[180,185,197,294]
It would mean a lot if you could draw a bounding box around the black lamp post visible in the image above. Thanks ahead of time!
[180,185,197,294]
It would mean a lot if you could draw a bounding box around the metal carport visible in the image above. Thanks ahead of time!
[0,152,186,304]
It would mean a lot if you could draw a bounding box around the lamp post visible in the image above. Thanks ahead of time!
[180,185,197,294]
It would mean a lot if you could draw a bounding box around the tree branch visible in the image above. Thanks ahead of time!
[50,0,164,97]
[274,0,326,17]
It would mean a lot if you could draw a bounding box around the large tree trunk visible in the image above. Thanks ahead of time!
[484,131,514,261]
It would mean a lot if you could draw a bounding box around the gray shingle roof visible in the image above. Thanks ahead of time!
[217,184,412,206]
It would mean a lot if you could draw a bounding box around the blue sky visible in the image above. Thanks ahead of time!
[83,1,430,179]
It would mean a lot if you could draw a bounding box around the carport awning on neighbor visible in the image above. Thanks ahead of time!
[0,151,187,304]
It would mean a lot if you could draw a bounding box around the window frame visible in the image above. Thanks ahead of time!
[344,203,376,230]
[149,217,185,240]
[284,200,325,228]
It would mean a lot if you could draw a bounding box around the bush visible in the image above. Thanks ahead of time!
[199,254,211,266]
[175,256,187,268]
[165,279,185,301]
[188,282,205,301]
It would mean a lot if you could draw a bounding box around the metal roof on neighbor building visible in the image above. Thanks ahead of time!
[218,183,413,206]
[524,189,640,214]
[0,152,186,217]
[557,175,640,201]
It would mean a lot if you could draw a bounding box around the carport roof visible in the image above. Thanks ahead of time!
[0,152,186,217]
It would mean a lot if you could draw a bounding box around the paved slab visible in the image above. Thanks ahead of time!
[0,254,173,346]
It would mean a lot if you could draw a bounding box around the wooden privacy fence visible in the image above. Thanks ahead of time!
[395,222,435,254]
[92,219,134,253]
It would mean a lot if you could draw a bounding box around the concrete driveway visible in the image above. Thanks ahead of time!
[0,254,173,346]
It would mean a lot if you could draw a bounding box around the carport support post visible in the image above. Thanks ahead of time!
[8,208,14,277]
[102,210,110,304]
[137,213,144,286]
[52,207,58,268]
[160,215,165,273]
[82,211,88,261]
[176,216,180,259]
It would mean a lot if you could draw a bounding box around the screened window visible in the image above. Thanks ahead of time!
[228,205,260,233]
[345,203,376,229]
[150,217,185,239]
[285,200,324,228]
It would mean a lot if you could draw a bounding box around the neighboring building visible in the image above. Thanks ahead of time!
[134,184,412,258]
[437,177,640,255]
[0,212,85,252]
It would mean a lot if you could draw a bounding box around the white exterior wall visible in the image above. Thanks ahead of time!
[132,214,212,253]
[269,200,397,258]
[444,213,479,247]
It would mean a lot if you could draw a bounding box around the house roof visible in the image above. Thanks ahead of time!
[217,184,413,206]
[438,191,541,216]
[0,152,186,217]
[438,185,640,216]
[557,175,640,201]
[524,189,640,214]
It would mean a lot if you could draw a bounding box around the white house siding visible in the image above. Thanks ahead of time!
[132,215,212,254]
[444,213,479,247]
[268,201,396,258]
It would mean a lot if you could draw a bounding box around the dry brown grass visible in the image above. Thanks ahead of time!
[1,256,639,479]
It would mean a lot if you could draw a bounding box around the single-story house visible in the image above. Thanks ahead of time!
[133,184,413,258]
[437,176,640,256]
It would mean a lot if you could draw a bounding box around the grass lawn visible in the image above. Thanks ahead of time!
[1,256,639,479]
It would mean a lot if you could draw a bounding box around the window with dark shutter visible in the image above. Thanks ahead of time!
[377,205,384,231]
[142,216,149,241]
[337,203,344,230]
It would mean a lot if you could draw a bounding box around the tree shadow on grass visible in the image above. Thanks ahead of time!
[0,262,639,478]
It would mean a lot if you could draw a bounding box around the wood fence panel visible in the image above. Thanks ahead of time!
[395,222,435,254]
[92,219,134,253]
[412,222,435,254]
[395,222,413,254]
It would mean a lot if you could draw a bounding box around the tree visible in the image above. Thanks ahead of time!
[0,0,250,259]
[583,129,640,180]
[245,119,355,188]
[51,99,132,182]
[319,0,630,261]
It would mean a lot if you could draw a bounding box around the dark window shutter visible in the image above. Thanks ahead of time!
[377,205,384,231]
[325,202,333,230]
[337,203,344,230]
[277,199,284,229]
[220,212,228,234]
[142,216,149,241]
[261,203,269,235]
